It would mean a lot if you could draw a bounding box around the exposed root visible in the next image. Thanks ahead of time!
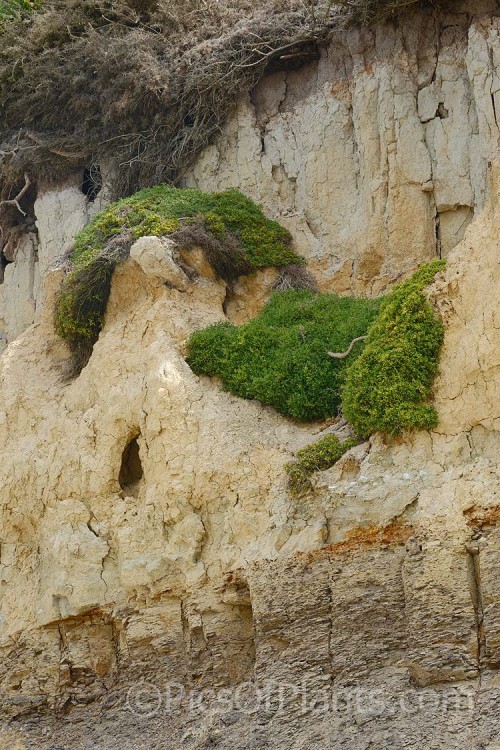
[273,264,319,292]
[0,0,444,196]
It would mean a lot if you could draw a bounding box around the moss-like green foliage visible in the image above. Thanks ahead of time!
[54,242,127,375]
[0,0,40,23]
[70,185,299,269]
[341,260,446,437]
[0,0,42,31]
[286,435,358,496]
[54,185,302,374]
[187,290,382,421]
[188,260,446,435]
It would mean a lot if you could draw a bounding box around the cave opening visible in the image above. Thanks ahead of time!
[265,40,321,74]
[81,166,102,202]
[119,436,144,496]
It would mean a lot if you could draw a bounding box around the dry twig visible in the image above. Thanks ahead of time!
[0,172,31,216]
[328,336,367,359]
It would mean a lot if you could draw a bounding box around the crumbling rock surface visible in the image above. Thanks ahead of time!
[2,4,500,748]
[187,0,500,294]
[0,162,499,746]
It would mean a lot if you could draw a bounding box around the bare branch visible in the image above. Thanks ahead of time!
[0,148,18,158]
[328,336,367,359]
[26,132,85,158]
[0,173,31,217]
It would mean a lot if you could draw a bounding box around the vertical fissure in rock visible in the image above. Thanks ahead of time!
[491,92,499,130]
[435,210,442,258]
[467,541,486,674]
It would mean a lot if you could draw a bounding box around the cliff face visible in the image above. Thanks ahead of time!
[188,1,500,294]
[2,4,500,750]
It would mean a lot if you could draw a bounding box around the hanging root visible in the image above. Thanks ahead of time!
[0,0,441,196]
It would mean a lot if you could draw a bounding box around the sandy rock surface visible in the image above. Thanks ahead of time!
[2,3,500,748]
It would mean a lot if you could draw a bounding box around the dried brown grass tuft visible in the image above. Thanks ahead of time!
[170,222,252,282]
[273,263,319,292]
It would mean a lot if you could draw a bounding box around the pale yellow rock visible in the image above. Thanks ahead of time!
[224,268,279,323]
[186,10,500,295]
[0,173,109,349]
[1,164,500,740]
[1,5,500,747]
[130,235,189,290]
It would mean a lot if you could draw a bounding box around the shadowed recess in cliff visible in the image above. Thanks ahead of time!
[119,436,144,498]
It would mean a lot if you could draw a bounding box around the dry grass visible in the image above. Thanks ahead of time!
[0,0,442,197]
[170,223,252,282]
[273,264,319,292]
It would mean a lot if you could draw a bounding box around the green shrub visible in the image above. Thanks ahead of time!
[0,0,40,21]
[188,260,446,436]
[54,235,132,376]
[187,290,382,421]
[70,185,299,270]
[341,260,446,437]
[55,186,302,374]
[286,435,358,496]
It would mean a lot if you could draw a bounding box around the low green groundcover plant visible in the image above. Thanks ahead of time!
[54,185,302,373]
[187,290,382,422]
[0,0,40,22]
[188,260,445,435]
[341,259,446,436]
[286,435,358,497]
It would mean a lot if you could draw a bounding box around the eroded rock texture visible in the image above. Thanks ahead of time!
[187,0,500,295]
[1,3,500,749]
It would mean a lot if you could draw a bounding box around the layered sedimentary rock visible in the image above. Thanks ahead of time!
[0,163,499,747]
[2,3,500,749]
[187,0,500,294]
[0,177,108,352]
[3,3,500,342]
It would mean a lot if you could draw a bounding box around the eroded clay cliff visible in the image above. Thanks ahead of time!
[1,3,500,750]
[188,0,500,294]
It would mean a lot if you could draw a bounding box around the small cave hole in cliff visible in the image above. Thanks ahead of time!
[0,252,10,284]
[119,436,144,497]
[265,40,320,74]
[81,166,102,202]
[436,102,449,119]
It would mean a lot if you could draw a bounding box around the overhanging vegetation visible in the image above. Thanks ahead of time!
[0,0,445,196]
